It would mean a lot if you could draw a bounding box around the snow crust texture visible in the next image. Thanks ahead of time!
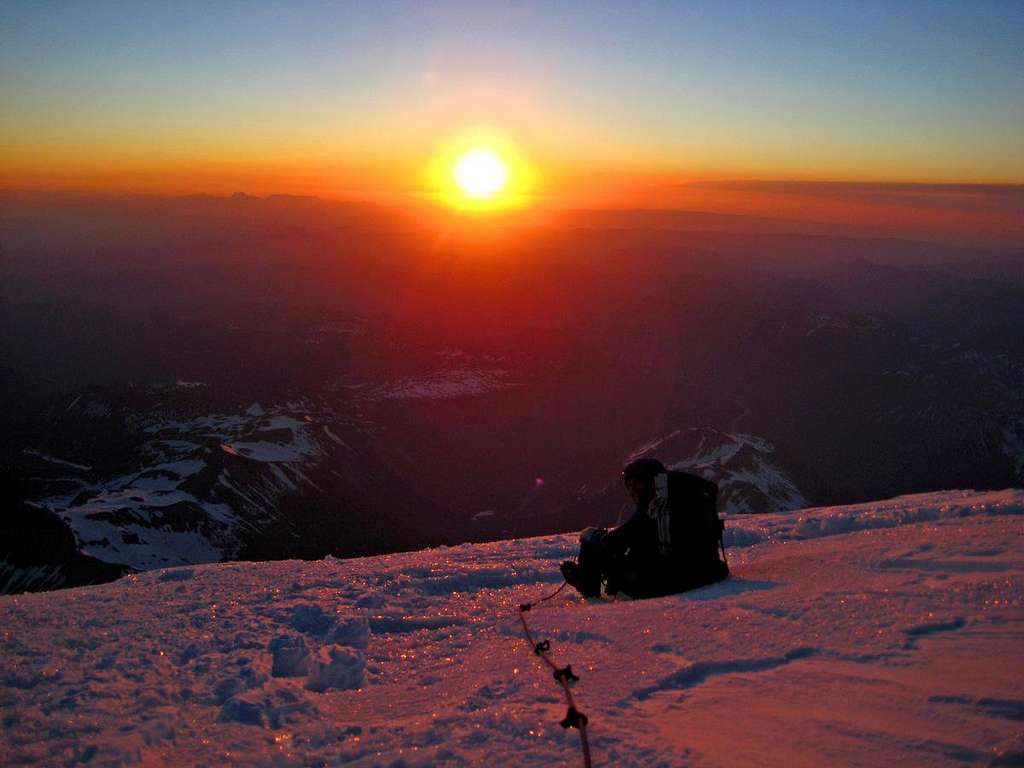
[1,489,1022,767]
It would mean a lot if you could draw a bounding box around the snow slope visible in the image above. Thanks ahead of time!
[1,489,1022,767]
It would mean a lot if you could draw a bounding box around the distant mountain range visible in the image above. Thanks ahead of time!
[3,194,1022,594]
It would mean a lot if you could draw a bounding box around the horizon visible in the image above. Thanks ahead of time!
[3,2,1023,204]
[4,180,1022,253]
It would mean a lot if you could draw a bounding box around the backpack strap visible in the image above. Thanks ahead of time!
[648,473,672,556]
[718,518,728,567]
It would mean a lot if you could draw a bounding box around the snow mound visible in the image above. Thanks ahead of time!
[268,635,312,677]
[629,427,810,513]
[725,488,1022,548]
[305,646,365,693]
[1,488,1022,766]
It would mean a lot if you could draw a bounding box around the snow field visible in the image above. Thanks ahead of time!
[0,489,1021,766]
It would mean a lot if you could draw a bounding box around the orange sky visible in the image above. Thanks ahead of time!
[2,2,1022,248]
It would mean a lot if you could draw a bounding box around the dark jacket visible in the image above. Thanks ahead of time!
[601,489,659,567]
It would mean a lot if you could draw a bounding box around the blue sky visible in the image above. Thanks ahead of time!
[2,0,1022,193]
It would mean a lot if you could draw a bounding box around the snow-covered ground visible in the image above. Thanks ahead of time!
[1,489,1022,766]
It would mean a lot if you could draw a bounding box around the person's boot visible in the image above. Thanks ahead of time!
[560,560,600,598]
[560,560,582,590]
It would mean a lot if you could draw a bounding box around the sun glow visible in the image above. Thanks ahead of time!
[454,148,508,199]
[426,127,536,212]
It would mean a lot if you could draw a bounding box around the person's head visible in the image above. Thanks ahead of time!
[621,457,666,502]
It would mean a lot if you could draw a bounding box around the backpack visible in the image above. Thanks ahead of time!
[650,470,728,586]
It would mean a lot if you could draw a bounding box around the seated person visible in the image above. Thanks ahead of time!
[561,457,729,598]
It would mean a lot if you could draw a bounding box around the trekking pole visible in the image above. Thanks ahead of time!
[518,582,593,768]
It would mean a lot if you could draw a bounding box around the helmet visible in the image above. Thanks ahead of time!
[622,457,666,483]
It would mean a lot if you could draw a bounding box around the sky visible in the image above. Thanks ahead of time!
[2,1,1023,208]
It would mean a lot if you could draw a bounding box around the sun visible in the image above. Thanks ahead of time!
[454,148,508,199]
[425,127,535,212]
